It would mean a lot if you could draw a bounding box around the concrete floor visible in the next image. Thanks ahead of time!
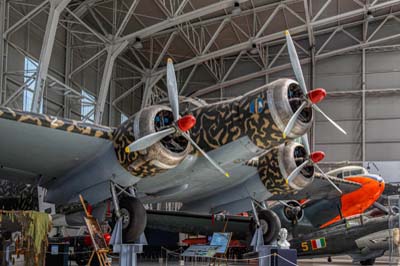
[136,256,398,265]
[11,255,400,265]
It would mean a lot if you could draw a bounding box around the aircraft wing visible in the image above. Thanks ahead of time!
[146,209,251,239]
[0,107,114,185]
[269,173,361,201]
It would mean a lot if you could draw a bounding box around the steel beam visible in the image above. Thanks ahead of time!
[141,75,162,108]
[94,41,129,124]
[3,0,49,39]
[152,32,177,71]
[118,0,249,43]
[153,0,400,77]
[202,18,230,54]
[192,30,400,97]
[115,0,139,37]
[31,0,71,113]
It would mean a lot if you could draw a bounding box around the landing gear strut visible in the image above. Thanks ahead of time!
[110,182,147,243]
[251,200,281,244]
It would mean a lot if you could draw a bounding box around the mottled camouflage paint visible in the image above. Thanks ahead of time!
[0,107,113,140]
[0,84,287,180]
[112,115,168,178]
[257,147,298,195]
[189,88,284,152]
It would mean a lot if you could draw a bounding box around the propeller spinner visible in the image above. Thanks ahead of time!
[286,133,342,194]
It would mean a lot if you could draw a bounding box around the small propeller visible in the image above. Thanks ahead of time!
[125,59,230,178]
[286,135,343,194]
[283,30,347,138]
[279,200,310,225]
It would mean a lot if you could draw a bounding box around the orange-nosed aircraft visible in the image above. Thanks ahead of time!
[274,166,385,234]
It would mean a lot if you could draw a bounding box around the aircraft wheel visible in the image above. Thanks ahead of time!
[360,258,376,265]
[119,197,147,243]
[258,209,281,244]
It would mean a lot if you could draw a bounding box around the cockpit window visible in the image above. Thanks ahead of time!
[351,169,363,176]
[327,167,368,179]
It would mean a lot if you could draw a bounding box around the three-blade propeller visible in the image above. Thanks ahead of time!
[125,59,230,178]
[283,30,347,138]
[286,134,342,194]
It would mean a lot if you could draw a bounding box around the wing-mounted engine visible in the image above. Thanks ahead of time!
[249,141,314,194]
[265,79,313,139]
[113,105,191,177]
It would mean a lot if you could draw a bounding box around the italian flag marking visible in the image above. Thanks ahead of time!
[311,238,326,250]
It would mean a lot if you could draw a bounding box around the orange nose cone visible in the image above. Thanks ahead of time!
[177,115,196,132]
[310,151,325,163]
[308,88,326,104]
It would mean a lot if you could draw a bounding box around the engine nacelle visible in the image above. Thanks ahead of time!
[113,105,191,177]
[189,79,314,152]
[255,142,314,194]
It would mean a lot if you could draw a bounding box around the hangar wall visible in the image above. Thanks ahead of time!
[186,24,400,165]
[2,1,400,166]
[3,4,139,126]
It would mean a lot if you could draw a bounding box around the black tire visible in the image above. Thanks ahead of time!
[258,209,281,244]
[119,197,147,243]
[360,258,376,265]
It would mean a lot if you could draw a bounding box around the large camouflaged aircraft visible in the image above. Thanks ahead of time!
[0,31,353,242]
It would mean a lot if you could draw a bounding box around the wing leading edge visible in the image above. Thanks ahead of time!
[0,107,114,184]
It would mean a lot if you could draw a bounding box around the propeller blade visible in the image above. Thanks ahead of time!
[125,127,176,153]
[279,200,294,208]
[301,133,311,155]
[166,59,180,121]
[287,160,310,183]
[285,30,308,95]
[314,164,343,194]
[312,104,347,135]
[181,132,230,178]
[283,101,307,138]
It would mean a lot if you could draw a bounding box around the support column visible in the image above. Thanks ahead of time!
[63,22,72,117]
[94,41,128,124]
[141,75,161,109]
[0,0,6,104]
[361,48,366,162]
[31,0,71,112]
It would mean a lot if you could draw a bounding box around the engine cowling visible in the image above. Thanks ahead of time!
[255,141,314,194]
[267,79,314,139]
[113,105,191,177]
[282,201,304,224]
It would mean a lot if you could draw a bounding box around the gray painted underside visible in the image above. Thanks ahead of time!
[0,116,360,214]
[0,118,111,184]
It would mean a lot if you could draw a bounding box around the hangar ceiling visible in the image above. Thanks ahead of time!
[1,0,400,166]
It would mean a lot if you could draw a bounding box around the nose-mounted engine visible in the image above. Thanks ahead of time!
[281,200,304,224]
[113,105,191,177]
[252,141,314,194]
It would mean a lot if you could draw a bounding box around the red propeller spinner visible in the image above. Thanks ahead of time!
[177,115,196,132]
[308,88,326,104]
[310,151,325,163]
